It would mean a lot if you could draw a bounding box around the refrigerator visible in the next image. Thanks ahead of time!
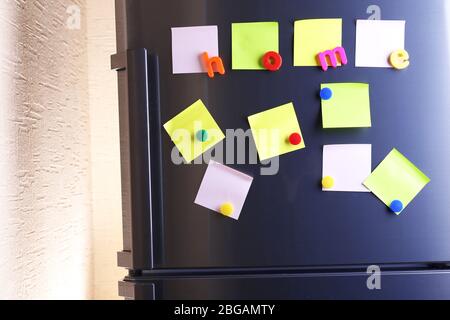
[111,0,450,299]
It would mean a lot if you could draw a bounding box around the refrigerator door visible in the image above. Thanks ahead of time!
[113,0,450,270]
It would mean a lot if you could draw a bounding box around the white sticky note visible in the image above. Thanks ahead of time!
[355,20,405,68]
[195,161,253,220]
[322,144,372,192]
[171,26,219,74]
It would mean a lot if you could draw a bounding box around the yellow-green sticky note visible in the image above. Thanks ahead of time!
[163,99,225,163]
[294,19,342,66]
[364,149,430,214]
[232,22,279,70]
[248,102,305,161]
[321,83,372,128]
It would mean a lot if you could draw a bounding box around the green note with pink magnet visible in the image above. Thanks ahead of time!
[363,149,430,214]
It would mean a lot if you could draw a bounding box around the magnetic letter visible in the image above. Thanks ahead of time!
[262,51,283,71]
[389,49,410,70]
[202,52,225,78]
[317,47,348,71]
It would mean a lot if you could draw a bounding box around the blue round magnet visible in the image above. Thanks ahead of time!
[390,200,403,213]
[320,87,333,100]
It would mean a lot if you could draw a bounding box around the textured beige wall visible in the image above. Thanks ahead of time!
[0,0,122,299]
[86,0,123,300]
[0,0,93,299]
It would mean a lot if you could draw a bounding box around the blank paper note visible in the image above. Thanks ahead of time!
[171,26,219,74]
[321,83,371,128]
[363,149,430,214]
[355,20,406,68]
[294,19,342,66]
[163,99,225,163]
[322,144,372,192]
[248,102,305,161]
[195,161,254,220]
[231,22,279,70]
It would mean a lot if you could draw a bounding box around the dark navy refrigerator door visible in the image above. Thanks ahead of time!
[116,0,450,270]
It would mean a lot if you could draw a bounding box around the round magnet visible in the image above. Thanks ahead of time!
[390,200,403,213]
[196,129,208,142]
[322,176,334,189]
[320,87,333,100]
[262,51,283,71]
[289,133,302,146]
[220,202,234,217]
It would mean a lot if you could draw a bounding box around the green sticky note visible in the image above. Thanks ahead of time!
[232,22,279,70]
[163,99,225,163]
[248,102,305,161]
[364,149,430,214]
[294,19,342,66]
[321,83,372,128]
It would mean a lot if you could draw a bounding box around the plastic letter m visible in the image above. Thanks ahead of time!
[317,47,348,71]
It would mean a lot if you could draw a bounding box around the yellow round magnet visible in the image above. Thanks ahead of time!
[322,176,334,189]
[389,49,410,70]
[219,202,234,217]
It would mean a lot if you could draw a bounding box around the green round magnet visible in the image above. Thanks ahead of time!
[196,129,209,142]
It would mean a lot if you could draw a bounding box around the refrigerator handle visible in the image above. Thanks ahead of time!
[111,49,163,271]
